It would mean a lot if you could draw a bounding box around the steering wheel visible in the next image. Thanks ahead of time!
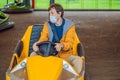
[36,41,58,57]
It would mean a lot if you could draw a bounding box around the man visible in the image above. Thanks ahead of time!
[32,3,83,75]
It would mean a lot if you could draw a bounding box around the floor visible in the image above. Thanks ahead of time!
[0,11,120,80]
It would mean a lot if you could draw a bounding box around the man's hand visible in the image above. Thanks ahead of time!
[55,43,64,52]
[33,42,39,52]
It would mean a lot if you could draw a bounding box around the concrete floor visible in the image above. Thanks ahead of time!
[0,11,120,80]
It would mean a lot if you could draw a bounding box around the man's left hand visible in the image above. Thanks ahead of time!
[55,43,64,52]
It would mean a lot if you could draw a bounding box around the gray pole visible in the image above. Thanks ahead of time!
[50,0,54,5]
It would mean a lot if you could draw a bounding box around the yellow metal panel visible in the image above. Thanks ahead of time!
[73,32,80,56]
[6,74,10,80]
[78,76,84,80]
[9,53,19,70]
[19,25,33,62]
[81,56,85,60]
[26,56,63,80]
[13,53,19,62]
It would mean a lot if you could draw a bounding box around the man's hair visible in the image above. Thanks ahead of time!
[48,3,64,17]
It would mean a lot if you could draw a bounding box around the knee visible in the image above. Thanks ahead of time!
[30,51,38,56]
[73,56,82,63]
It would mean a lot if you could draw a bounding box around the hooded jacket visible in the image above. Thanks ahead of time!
[39,18,76,59]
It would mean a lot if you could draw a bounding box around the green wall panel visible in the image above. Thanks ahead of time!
[0,0,120,9]
[98,0,110,9]
[112,0,120,9]
[35,0,49,9]
[83,0,96,9]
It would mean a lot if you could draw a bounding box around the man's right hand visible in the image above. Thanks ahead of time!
[33,42,39,52]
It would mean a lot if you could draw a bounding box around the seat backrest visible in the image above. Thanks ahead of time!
[19,24,43,61]
[29,24,43,55]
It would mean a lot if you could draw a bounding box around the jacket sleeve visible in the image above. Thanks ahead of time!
[38,23,49,42]
[61,25,76,51]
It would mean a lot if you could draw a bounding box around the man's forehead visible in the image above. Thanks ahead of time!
[49,7,56,12]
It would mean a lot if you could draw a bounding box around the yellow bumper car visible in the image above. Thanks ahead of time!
[6,24,85,80]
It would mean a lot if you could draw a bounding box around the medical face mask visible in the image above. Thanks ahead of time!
[50,16,57,24]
